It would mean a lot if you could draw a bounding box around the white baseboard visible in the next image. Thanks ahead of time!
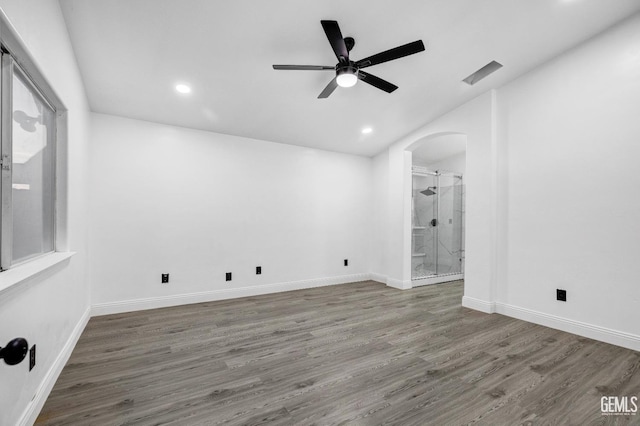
[92,273,372,316]
[495,302,640,352]
[462,295,496,313]
[386,277,412,290]
[19,307,91,426]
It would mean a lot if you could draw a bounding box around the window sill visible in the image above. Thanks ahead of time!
[0,252,76,296]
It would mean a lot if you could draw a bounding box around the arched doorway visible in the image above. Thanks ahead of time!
[405,132,467,286]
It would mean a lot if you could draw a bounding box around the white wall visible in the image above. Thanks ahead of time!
[370,150,388,282]
[0,1,91,425]
[89,113,372,312]
[417,152,466,175]
[495,13,640,346]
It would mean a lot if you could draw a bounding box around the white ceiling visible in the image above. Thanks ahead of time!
[59,0,640,157]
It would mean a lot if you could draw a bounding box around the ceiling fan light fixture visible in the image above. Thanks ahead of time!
[175,83,191,94]
[273,20,425,98]
[336,66,358,88]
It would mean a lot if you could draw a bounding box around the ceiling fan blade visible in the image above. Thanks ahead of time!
[356,40,425,69]
[318,78,339,99]
[358,71,398,93]
[273,65,335,71]
[321,20,349,63]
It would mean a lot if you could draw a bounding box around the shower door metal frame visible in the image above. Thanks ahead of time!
[411,169,438,280]
[411,167,464,286]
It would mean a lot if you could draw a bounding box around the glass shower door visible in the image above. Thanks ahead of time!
[412,173,438,279]
[412,169,464,281]
[436,173,463,275]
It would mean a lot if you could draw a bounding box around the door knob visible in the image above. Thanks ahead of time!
[0,338,28,366]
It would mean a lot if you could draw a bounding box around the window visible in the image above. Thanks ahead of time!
[1,49,57,270]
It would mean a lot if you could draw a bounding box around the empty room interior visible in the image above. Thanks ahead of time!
[1,0,640,424]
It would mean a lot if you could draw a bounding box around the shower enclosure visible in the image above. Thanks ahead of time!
[411,167,464,283]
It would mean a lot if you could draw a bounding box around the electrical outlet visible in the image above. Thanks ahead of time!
[29,345,36,371]
[161,273,169,284]
[556,289,567,302]
[344,259,348,266]
[256,266,261,275]
[226,272,232,281]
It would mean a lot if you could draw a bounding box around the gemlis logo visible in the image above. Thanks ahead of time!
[601,396,638,416]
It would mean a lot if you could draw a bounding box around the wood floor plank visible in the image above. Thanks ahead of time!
[36,280,640,425]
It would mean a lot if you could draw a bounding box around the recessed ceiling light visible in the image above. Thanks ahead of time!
[175,84,191,94]
[361,127,373,134]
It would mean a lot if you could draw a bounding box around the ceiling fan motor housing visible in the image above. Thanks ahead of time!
[337,64,358,77]
[344,37,355,52]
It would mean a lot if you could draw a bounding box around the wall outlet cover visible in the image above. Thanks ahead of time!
[29,345,36,371]
[226,272,232,281]
[161,273,169,283]
[256,266,261,275]
[557,289,567,302]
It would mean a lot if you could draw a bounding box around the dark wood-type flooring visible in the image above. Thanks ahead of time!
[37,280,640,425]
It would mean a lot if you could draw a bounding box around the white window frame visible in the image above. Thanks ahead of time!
[1,50,58,270]
[0,9,69,284]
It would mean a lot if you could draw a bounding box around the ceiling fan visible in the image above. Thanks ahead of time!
[273,20,425,99]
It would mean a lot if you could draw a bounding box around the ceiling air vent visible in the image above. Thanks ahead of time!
[462,60,503,85]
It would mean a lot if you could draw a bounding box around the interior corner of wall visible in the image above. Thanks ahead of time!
[462,295,496,314]
[386,277,412,290]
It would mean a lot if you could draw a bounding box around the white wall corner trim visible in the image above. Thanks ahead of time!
[462,295,496,313]
[386,278,412,290]
[92,273,372,316]
[494,302,640,352]
[369,273,386,284]
[18,307,91,426]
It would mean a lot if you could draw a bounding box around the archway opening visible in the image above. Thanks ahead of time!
[405,133,467,286]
